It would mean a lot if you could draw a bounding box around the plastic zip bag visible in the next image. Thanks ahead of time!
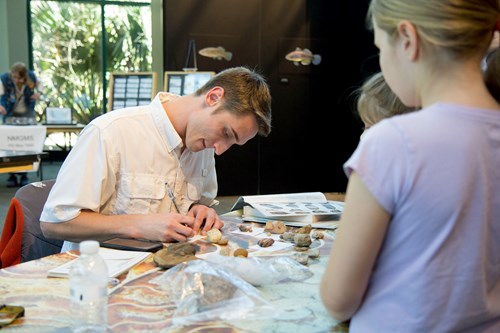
[204,255,314,286]
[151,260,275,326]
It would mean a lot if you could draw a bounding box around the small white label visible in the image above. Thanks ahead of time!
[70,284,106,303]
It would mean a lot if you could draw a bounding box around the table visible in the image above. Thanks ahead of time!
[0,150,47,174]
[44,124,85,151]
[0,216,348,332]
[44,124,85,136]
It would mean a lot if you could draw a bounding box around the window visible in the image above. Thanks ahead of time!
[30,0,152,124]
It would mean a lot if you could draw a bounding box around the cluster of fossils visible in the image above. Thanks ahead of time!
[153,221,325,268]
[236,221,324,265]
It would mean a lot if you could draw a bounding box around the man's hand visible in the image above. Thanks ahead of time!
[188,204,224,235]
[0,105,6,115]
[138,212,197,242]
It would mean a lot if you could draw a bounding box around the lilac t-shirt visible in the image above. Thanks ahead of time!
[344,103,500,332]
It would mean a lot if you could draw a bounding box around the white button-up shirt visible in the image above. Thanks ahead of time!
[41,93,218,251]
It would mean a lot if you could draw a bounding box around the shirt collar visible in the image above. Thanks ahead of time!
[151,92,183,153]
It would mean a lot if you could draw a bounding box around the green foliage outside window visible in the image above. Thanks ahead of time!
[31,0,152,124]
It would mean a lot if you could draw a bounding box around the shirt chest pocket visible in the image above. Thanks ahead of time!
[186,178,203,201]
[115,174,166,214]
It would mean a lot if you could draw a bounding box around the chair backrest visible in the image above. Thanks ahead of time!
[15,179,63,262]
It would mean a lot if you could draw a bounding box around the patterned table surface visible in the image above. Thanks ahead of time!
[0,216,348,332]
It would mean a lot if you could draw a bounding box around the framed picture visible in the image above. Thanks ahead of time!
[108,72,158,111]
[164,71,215,96]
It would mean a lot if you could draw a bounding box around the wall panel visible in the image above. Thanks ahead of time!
[164,0,378,196]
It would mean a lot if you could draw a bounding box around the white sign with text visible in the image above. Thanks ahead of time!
[0,125,47,152]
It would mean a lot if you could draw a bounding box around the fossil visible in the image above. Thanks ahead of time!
[294,233,312,247]
[238,224,253,232]
[233,248,248,257]
[264,220,286,234]
[206,228,222,243]
[153,242,197,268]
[257,238,275,247]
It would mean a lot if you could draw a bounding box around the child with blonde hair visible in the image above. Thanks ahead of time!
[356,71,415,138]
[321,0,500,331]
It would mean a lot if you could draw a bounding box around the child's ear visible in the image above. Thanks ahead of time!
[398,20,419,61]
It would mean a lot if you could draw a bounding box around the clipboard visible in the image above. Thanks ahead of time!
[100,238,163,252]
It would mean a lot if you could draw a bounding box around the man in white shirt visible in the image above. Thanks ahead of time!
[40,66,272,251]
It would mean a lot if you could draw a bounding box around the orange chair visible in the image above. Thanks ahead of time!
[0,179,63,268]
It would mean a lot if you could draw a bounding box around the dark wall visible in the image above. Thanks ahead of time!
[164,0,379,196]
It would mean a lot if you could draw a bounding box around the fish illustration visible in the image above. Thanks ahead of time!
[198,46,232,61]
[285,47,321,66]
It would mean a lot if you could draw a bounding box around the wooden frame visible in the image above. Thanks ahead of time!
[163,71,215,96]
[108,72,158,111]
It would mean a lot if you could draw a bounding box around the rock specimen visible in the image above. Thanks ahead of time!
[264,220,287,234]
[238,224,253,232]
[206,228,222,243]
[257,238,275,247]
[153,242,197,269]
[233,248,249,257]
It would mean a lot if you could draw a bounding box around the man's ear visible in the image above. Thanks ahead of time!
[206,86,224,106]
[397,20,419,61]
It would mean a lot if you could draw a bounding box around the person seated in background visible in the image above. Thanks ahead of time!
[320,0,500,331]
[0,62,43,187]
[40,66,272,252]
[355,71,417,140]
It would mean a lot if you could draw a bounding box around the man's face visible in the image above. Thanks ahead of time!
[11,72,26,85]
[185,108,259,155]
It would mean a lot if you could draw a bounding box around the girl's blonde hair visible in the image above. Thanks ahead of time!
[356,72,414,128]
[368,0,499,59]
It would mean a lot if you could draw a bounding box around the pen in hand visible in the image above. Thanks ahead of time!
[166,183,196,236]
[165,183,181,213]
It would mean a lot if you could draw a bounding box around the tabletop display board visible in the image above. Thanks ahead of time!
[0,125,47,173]
[164,71,215,96]
[108,72,157,111]
[0,125,46,152]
